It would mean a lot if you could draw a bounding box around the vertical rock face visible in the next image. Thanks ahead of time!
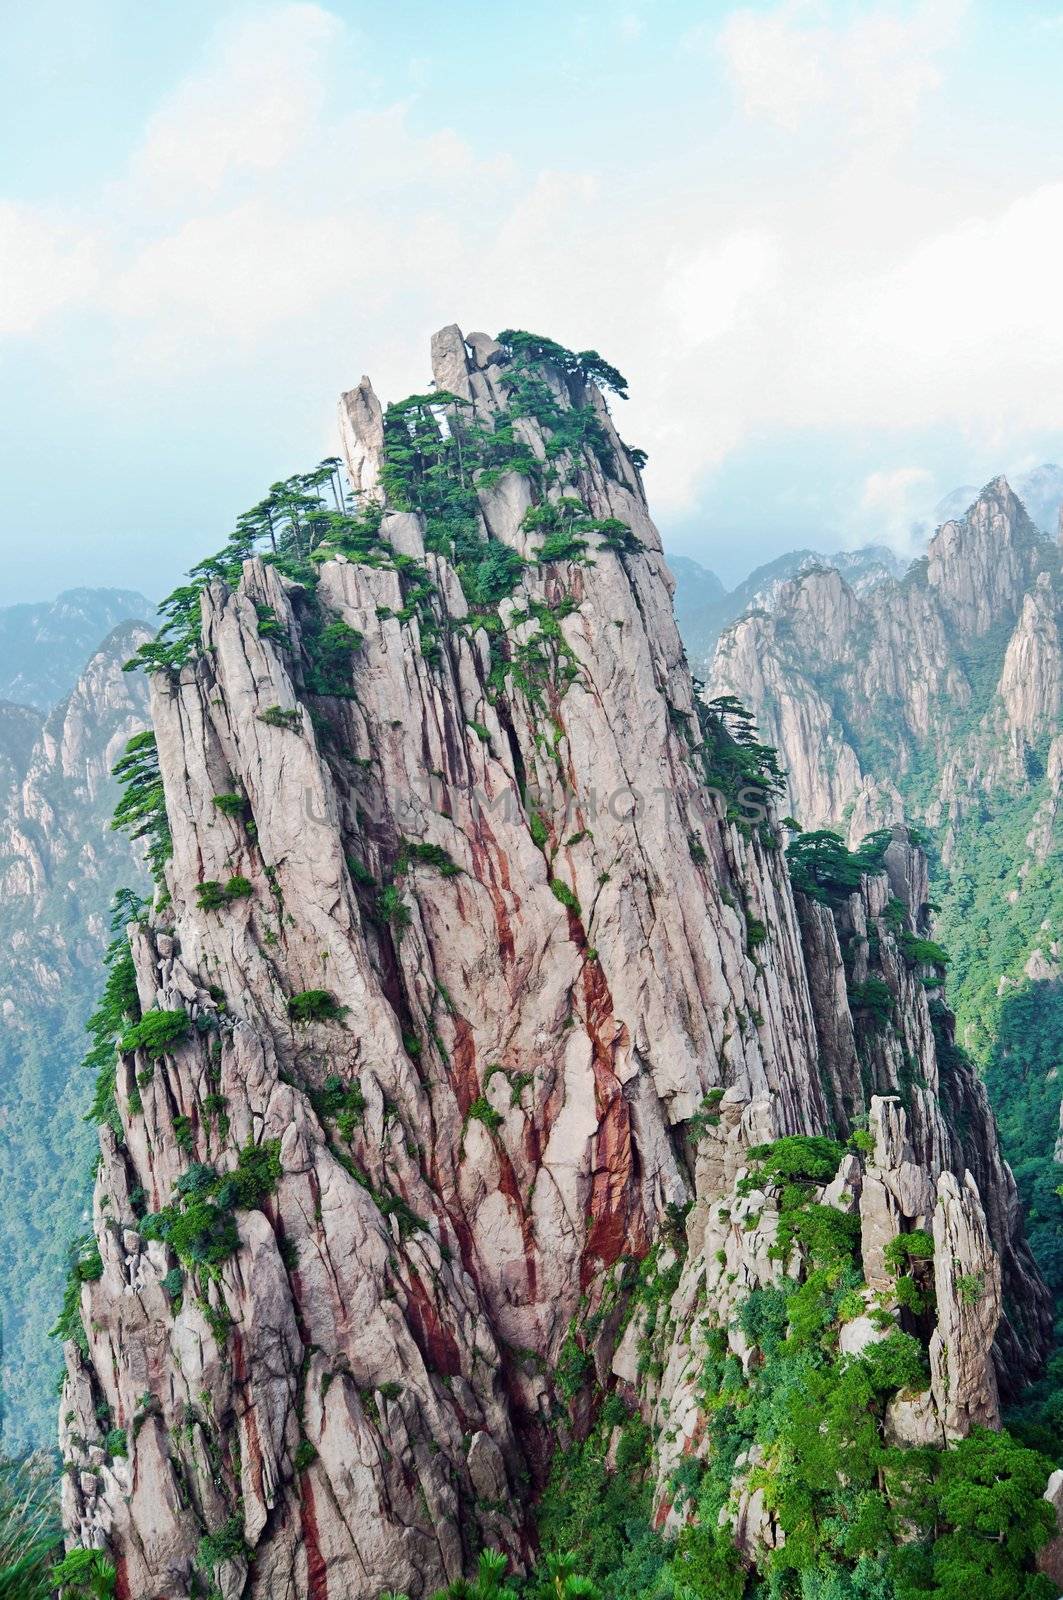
[60,332,1050,1598]
[708,475,1054,833]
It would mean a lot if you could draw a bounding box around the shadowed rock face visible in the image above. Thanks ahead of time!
[59,330,1050,1598]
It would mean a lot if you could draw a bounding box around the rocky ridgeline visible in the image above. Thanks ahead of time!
[709,477,1061,841]
[59,332,1051,1597]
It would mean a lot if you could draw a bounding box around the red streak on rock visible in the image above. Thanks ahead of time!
[231,1328,265,1508]
[114,1551,130,1600]
[449,1017,481,1118]
[299,1474,330,1600]
[465,802,517,973]
[404,1269,462,1377]
[653,1495,672,1532]
[579,956,648,1287]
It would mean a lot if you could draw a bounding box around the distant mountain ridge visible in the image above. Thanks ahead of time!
[0,587,156,711]
[933,463,1063,540]
[0,620,150,1449]
[667,544,904,666]
[668,464,1063,670]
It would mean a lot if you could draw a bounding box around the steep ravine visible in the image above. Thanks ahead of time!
[59,331,1056,1599]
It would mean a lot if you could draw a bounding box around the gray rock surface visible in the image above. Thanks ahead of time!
[59,331,1051,1597]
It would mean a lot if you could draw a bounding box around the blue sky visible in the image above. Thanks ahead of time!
[2,0,1063,601]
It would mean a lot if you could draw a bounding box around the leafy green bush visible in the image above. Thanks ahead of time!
[143,1200,238,1269]
[376,884,412,933]
[198,1514,249,1571]
[917,1428,1057,1600]
[196,874,254,911]
[395,839,461,877]
[212,792,246,818]
[309,1075,365,1140]
[857,1330,927,1393]
[550,878,581,914]
[849,977,894,1028]
[220,1140,281,1210]
[119,1008,189,1059]
[750,1134,847,1184]
[304,617,364,696]
[287,989,346,1024]
[901,933,951,968]
[258,705,302,730]
[195,880,227,911]
[883,1230,934,1276]
[51,1547,117,1598]
[529,812,549,849]
[466,1095,503,1133]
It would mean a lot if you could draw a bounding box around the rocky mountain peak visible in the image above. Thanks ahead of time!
[56,329,1052,1598]
[926,474,1044,638]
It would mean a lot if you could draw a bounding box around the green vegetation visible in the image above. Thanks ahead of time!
[195,874,253,910]
[198,1513,249,1573]
[785,827,896,902]
[0,1455,60,1597]
[697,693,787,827]
[212,792,246,818]
[747,1133,847,1184]
[51,1546,118,1598]
[929,789,1063,1306]
[118,1007,189,1059]
[496,329,629,399]
[139,1139,282,1276]
[302,612,364,697]
[287,988,347,1024]
[258,704,302,730]
[466,1095,504,1133]
[308,1074,365,1141]
[111,730,171,885]
[550,878,581,914]
[394,838,462,877]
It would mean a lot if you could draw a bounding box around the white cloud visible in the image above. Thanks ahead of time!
[857,466,937,553]
[0,203,99,335]
[2,0,1061,563]
[131,4,342,204]
[659,232,778,346]
[717,0,967,146]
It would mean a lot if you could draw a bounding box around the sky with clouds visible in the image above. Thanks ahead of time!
[2,0,1063,601]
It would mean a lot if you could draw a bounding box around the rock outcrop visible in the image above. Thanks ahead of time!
[59,331,1051,1598]
[708,476,1055,834]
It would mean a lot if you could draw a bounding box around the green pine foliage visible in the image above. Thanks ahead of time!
[138,1139,282,1275]
[118,1007,190,1059]
[287,988,347,1023]
[110,731,171,885]
[697,693,788,824]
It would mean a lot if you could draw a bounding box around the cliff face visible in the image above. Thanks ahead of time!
[59,333,1051,1598]
[704,469,1063,1492]
[0,624,150,1450]
[709,477,1055,836]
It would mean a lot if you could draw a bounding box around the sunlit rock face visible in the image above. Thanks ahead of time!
[60,330,1049,1599]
